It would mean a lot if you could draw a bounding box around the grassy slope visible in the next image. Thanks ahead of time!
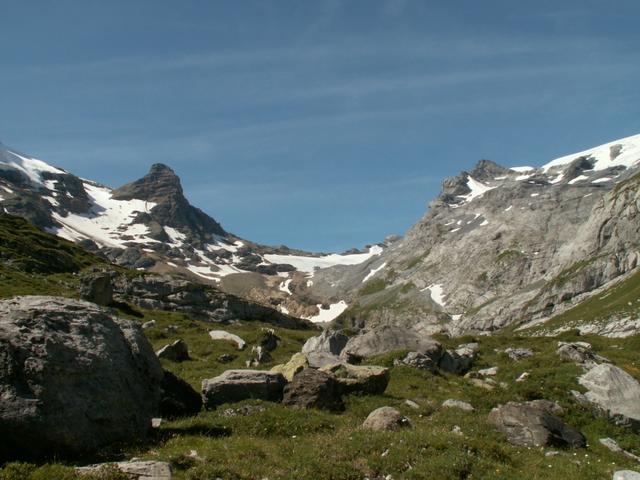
[1,214,639,479]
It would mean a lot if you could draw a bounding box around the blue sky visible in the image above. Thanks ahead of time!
[1,1,639,252]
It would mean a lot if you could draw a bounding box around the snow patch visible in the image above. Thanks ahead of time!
[422,283,446,307]
[362,262,387,283]
[568,175,589,185]
[458,176,496,203]
[264,245,383,276]
[279,279,293,295]
[591,177,612,184]
[305,301,348,323]
[509,166,535,172]
[542,133,640,172]
[0,147,65,186]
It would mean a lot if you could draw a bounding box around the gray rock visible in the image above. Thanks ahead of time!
[209,330,246,350]
[219,405,266,417]
[395,351,439,371]
[142,320,157,329]
[282,368,344,411]
[217,353,236,363]
[341,326,442,362]
[505,347,534,361]
[201,370,286,409]
[613,472,640,480]
[488,400,586,448]
[599,438,640,463]
[302,329,349,367]
[0,296,163,459]
[320,363,390,395]
[156,339,190,362]
[302,329,349,356]
[362,406,411,431]
[79,272,113,306]
[578,364,640,431]
[160,369,202,418]
[442,399,474,412]
[557,341,609,368]
[77,460,172,479]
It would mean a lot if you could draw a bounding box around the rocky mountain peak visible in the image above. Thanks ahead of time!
[470,159,510,181]
[112,163,184,203]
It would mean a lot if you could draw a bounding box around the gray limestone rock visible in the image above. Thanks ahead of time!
[0,296,163,459]
[362,406,411,431]
[578,364,640,431]
[488,400,585,448]
[341,326,442,362]
[201,370,286,409]
[77,460,172,479]
[282,368,344,411]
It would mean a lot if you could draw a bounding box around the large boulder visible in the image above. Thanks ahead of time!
[577,364,640,431]
[488,400,586,447]
[302,330,349,368]
[613,471,640,480]
[282,368,344,411]
[0,296,163,459]
[341,326,441,362]
[321,363,390,395]
[362,406,411,431]
[160,370,202,418]
[201,370,286,409]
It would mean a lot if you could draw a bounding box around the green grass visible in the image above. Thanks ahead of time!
[359,278,388,296]
[1,214,640,479]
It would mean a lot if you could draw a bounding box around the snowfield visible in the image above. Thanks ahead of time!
[264,245,384,275]
[304,301,349,323]
[542,133,640,172]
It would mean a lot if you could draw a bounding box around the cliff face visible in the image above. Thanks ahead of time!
[307,134,640,336]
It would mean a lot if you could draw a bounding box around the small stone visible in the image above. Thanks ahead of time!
[151,418,162,428]
[404,399,420,409]
[478,366,499,376]
[452,425,464,436]
[442,399,474,412]
[362,407,412,431]
[142,320,156,329]
[505,348,534,361]
[516,372,530,382]
[545,451,559,457]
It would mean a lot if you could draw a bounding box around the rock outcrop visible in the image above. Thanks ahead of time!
[0,296,163,459]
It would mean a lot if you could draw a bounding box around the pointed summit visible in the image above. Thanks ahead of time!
[112,163,183,203]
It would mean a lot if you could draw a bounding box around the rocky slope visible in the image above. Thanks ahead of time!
[3,133,640,335]
[309,134,640,336]
[0,143,384,321]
